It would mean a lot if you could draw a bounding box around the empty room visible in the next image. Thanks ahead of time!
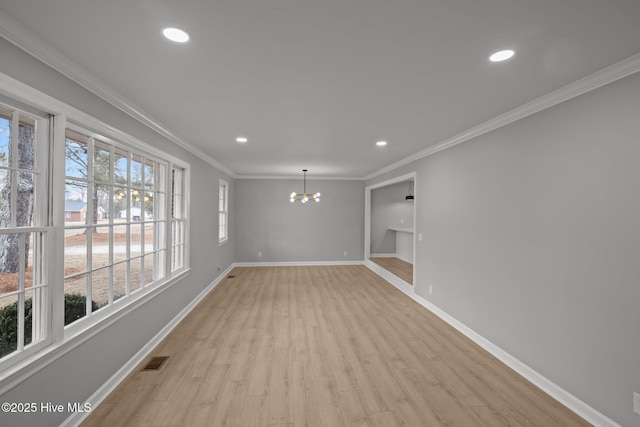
[0,1,639,426]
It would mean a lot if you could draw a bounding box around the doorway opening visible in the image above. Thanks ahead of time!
[364,172,416,290]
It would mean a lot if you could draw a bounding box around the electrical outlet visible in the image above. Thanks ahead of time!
[343,251,348,257]
[418,233,423,242]
[428,285,433,295]
[400,219,404,224]
[633,392,640,415]
[258,251,262,258]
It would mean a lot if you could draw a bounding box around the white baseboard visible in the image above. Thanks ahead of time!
[364,259,413,294]
[62,264,235,427]
[363,263,620,427]
[369,253,396,258]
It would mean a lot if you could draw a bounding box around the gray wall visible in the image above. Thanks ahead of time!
[370,181,414,255]
[366,71,640,426]
[235,179,364,262]
[0,37,234,426]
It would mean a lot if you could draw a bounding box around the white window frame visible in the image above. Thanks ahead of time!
[0,102,52,371]
[0,72,190,380]
[218,179,228,244]
[61,125,178,329]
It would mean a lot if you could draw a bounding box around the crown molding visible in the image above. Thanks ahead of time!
[365,52,640,181]
[0,10,235,178]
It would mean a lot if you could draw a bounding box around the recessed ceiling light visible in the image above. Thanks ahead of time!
[162,27,190,43]
[489,49,515,62]
[235,136,248,143]
[376,140,387,147]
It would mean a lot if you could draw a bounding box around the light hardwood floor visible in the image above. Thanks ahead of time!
[82,265,589,427]
[369,257,413,284]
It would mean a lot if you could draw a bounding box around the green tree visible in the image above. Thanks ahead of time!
[65,138,111,230]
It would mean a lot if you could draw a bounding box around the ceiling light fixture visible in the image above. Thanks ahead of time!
[376,140,388,147]
[162,27,190,43]
[236,136,248,143]
[290,169,320,203]
[489,49,515,62]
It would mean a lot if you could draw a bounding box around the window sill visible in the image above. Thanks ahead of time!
[0,268,190,396]
[218,239,228,246]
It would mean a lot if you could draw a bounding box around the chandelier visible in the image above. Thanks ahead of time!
[290,169,320,203]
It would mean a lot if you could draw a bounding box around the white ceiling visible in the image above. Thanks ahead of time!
[1,0,640,178]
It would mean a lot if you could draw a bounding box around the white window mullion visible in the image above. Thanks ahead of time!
[165,163,173,278]
[125,152,131,296]
[9,111,19,228]
[32,115,49,347]
[86,136,94,316]
[108,145,114,305]
[50,114,67,344]
[16,234,26,351]
[139,157,145,287]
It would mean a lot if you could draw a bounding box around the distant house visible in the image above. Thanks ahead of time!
[120,208,142,221]
[64,201,106,222]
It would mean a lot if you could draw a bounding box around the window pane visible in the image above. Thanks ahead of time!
[91,268,110,310]
[130,223,143,258]
[157,163,167,193]
[0,170,9,219]
[0,281,18,307]
[113,223,128,263]
[144,161,154,191]
[0,113,9,168]
[131,190,142,221]
[113,187,127,221]
[65,137,88,180]
[65,229,88,277]
[143,192,154,220]
[64,274,87,326]
[92,226,110,269]
[144,223,154,254]
[144,254,154,286]
[156,221,166,250]
[156,250,166,281]
[23,289,34,348]
[113,262,127,302]
[16,172,35,227]
[17,118,36,171]
[130,258,142,292]
[65,180,88,223]
[114,147,128,185]
[93,140,111,183]
[155,193,166,222]
[95,183,109,223]
[0,295,18,358]
[24,232,36,289]
[131,154,142,188]
[0,234,20,287]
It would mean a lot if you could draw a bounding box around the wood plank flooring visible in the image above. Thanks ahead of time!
[369,257,413,284]
[81,265,589,427]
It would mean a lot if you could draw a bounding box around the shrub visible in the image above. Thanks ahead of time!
[0,293,103,358]
[0,298,32,358]
[64,292,101,326]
